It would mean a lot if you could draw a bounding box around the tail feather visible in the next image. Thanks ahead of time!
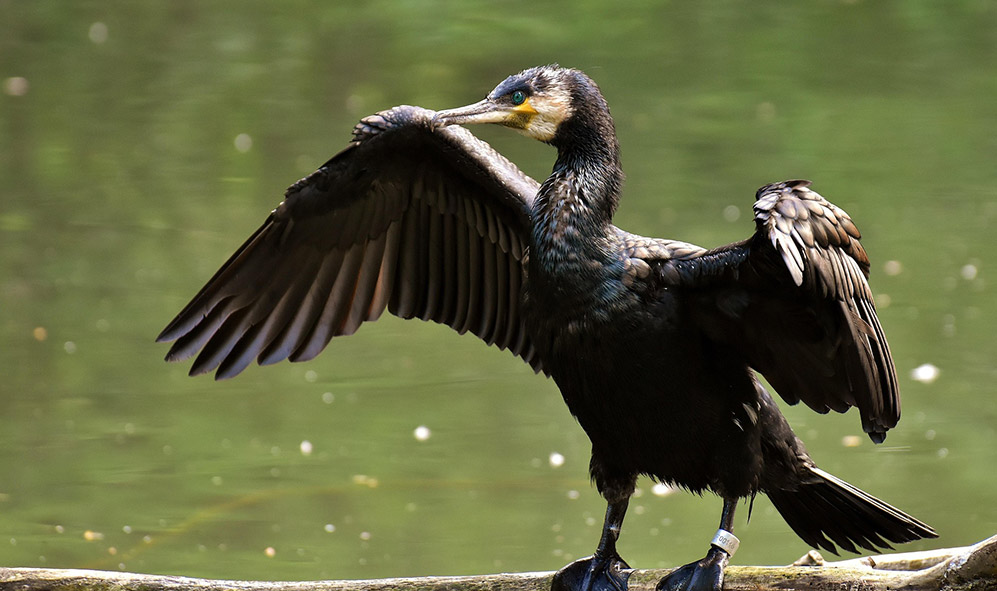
[767,466,937,555]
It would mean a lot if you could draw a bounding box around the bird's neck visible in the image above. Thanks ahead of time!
[531,103,623,257]
[528,109,624,310]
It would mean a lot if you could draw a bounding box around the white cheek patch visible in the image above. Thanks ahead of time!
[522,92,573,142]
[521,117,559,142]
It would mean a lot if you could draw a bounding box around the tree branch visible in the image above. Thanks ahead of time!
[3,535,995,591]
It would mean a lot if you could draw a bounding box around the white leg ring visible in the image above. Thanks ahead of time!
[710,529,740,556]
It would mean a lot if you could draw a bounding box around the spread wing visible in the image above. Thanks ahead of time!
[650,180,898,442]
[158,105,544,379]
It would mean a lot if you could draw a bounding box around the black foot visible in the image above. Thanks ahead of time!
[552,553,632,591]
[656,547,729,591]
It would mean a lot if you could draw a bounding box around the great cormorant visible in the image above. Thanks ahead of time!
[158,65,936,591]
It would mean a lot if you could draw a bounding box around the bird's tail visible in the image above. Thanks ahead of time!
[767,466,937,554]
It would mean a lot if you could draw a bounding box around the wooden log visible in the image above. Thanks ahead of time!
[2,535,995,591]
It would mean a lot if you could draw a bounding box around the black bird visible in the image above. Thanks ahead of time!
[158,65,936,591]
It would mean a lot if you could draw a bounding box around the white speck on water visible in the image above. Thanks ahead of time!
[264,546,276,558]
[234,133,253,153]
[3,76,29,96]
[961,264,978,281]
[352,474,379,488]
[548,452,565,468]
[722,205,740,222]
[122,525,132,534]
[413,425,431,441]
[842,435,862,447]
[937,447,949,459]
[304,370,318,383]
[324,524,336,533]
[322,392,335,404]
[359,531,371,541]
[300,440,313,456]
[883,260,903,276]
[64,341,77,354]
[567,489,580,500]
[88,22,108,44]
[925,429,936,441]
[211,476,223,486]
[651,483,674,497]
[911,363,940,384]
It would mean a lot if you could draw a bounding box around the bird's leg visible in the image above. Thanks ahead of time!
[551,499,632,591]
[656,498,739,591]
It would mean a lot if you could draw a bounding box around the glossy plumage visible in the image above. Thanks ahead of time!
[159,65,935,589]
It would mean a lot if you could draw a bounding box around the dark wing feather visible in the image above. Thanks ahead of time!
[158,105,544,379]
[651,180,898,442]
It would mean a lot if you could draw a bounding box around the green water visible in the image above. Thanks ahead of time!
[2,0,996,582]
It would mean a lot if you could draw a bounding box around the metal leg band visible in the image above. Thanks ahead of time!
[710,529,740,556]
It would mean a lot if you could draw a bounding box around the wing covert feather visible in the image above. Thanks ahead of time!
[647,180,898,441]
[751,180,897,440]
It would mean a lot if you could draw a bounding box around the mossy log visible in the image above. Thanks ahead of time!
[2,535,995,591]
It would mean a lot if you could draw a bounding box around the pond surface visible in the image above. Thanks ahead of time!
[2,0,996,582]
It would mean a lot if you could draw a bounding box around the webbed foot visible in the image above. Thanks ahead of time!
[655,546,729,591]
[552,553,631,591]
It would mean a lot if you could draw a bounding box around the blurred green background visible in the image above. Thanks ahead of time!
[2,0,995,583]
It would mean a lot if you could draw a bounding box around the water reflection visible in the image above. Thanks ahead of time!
[1,0,995,582]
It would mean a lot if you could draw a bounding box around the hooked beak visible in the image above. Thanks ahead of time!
[432,98,536,130]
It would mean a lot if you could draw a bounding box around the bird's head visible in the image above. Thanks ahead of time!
[433,65,578,143]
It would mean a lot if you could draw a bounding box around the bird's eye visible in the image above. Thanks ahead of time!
[511,90,527,105]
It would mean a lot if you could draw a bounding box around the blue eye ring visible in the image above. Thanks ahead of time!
[511,90,527,105]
